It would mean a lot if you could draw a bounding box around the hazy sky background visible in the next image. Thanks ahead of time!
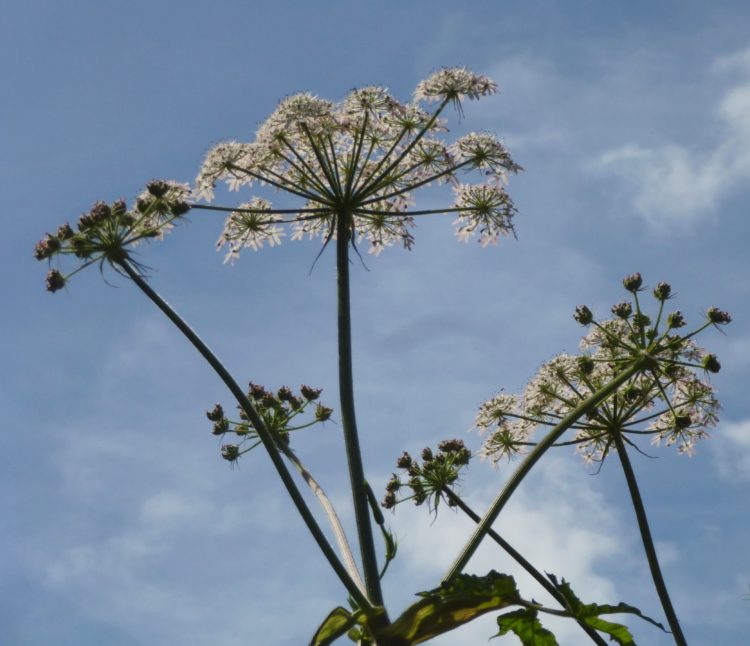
[4,1,750,644]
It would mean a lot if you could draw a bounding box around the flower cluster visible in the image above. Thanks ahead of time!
[193,67,521,260]
[34,180,191,291]
[208,382,332,465]
[477,275,728,463]
[382,439,472,512]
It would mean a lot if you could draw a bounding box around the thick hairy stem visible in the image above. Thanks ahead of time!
[441,487,608,646]
[335,215,386,610]
[118,259,371,611]
[612,431,687,645]
[443,357,648,583]
[276,442,366,595]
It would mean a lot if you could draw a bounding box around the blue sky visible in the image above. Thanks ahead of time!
[4,1,750,644]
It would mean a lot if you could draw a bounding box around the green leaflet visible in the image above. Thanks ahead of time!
[495,609,559,645]
[309,607,359,646]
[549,575,667,645]
[380,570,522,645]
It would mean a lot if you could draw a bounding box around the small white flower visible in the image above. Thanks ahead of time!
[217,198,286,261]
[191,68,518,261]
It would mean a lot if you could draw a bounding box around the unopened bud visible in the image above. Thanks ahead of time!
[147,179,170,198]
[702,354,721,373]
[314,404,333,422]
[221,444,240,462]
[623,272,643,292]
[653,282,672,300]
[45,269,66,293]
[611,301,632,319]
[300,385,322,401]
[170,201,190,217]
[396,452,413,469]
[574,305,593,325]
[706,307,731,325]
[206,404,224,422]
[667,311,686,329]
[577,356,595,375]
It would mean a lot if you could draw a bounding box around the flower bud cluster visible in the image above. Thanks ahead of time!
[478,276,729,463]
[208,382,331,465]
[35,180,191,291]
[382,439,471,512]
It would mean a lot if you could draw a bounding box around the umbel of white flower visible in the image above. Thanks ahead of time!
[194,67,522,261]
[475,281,726,463]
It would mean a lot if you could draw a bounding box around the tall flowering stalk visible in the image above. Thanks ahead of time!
[36,67,730,645]
[190,67,521,612]
[443,274,728,645]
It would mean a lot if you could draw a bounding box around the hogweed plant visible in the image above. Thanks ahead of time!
[35,68,729,645]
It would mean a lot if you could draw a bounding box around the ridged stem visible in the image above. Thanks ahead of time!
[335,215,385,609]
[612,431,687,645]
[118,258,371,611]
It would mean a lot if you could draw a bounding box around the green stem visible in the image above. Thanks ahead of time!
[611,430,687,645]
[441,487,608,646]
[117,258,371,611]
[335,215,385,609]
[443,357,648,583]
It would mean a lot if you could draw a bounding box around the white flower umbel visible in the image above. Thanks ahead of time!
[193,67,521,261]
[477,278,726,464]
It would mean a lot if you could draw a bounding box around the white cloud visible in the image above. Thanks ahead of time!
[713,418,750,481]
[595,48,750,229]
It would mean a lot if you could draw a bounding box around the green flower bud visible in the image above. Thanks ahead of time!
[221,444,240,462]
[206,404,224,421]
[300,385,322,401]
[702,354,721,373]
[385,475,401,493]
[381,492,396,509]
[34,234,61,261]
[56,223,75,240]
[212,418,230,435]
[314,404,333,421]
[147,179,170,198]
[706,307,731,325]
[623,272,643,292]
[577,355,595,375]
[611,301,632,319]
[653,282,672,300]
[667,311,686,329]
[170,201,191,217]
[45,269,66,293]
[574,305,593,325]
[396,452,413,469]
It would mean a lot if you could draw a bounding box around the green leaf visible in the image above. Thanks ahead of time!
[580,616,635,645]
[309,607,358,646]
[547,575,667,645]
[380,570,522,644]
[496,608,559,645]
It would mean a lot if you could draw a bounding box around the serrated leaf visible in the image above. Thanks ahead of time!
[380,570,522,644]
[547,574,666,645]
[309,607,358,646]
[496,608,559,645]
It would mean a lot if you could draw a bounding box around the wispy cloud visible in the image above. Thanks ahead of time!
[595,48,750,229]
[713,418,750,482]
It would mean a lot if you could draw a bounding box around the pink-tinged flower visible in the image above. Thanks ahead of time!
[193,67,520,260]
